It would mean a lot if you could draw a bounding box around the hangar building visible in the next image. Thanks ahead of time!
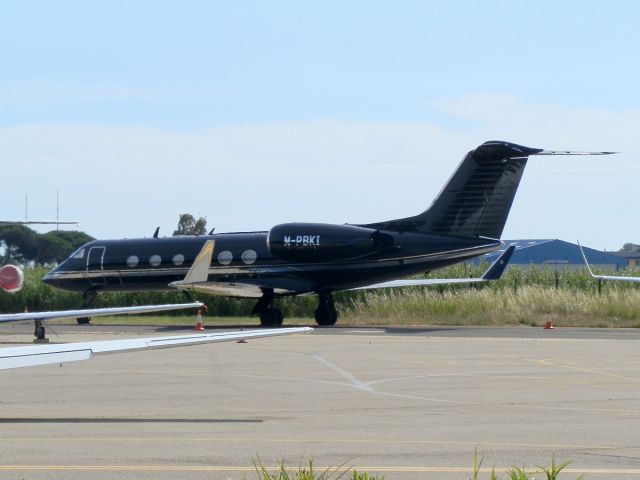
[478,239,626,271]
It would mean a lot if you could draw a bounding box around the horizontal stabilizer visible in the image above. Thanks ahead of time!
[534,150,617,156]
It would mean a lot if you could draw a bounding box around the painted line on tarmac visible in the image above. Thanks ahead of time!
[311,353,374,392]
[1,465,640,475]
[0,436,624,451]
[524,357,640,383]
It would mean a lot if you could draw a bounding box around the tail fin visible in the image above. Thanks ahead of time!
[366,141,615,239]
[368,141,541,239]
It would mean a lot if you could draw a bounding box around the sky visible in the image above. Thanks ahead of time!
[1,0,638,250]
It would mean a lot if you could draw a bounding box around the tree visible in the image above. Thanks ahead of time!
[173,213,207,236]
[0,225,94,265]
[37,230,95,264]
[0,225,39,263]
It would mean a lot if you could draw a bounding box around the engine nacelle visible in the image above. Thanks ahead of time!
[0,264,24,293]
[267,223,394,262]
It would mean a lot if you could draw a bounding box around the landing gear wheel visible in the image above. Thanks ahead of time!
[260,308,283,327]
[34,321,46,341]
[314,306,337,326]
[315,293,338,326]
[274,308,283,325]
[78,289,97,324]
[253,289,284,327]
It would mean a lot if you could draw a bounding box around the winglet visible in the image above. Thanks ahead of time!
[481,245,515,280]
[171,240,215,288]
[577,240,597,278]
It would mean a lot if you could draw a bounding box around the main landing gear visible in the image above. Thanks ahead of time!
[314,292,338,326]
[77,289,96,325]
[252,289,283,327]
[252,289,339,327]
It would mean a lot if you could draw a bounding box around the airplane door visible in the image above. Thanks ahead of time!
[86,246,107,286]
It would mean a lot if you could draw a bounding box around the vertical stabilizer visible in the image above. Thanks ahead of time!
[366,141,542,239]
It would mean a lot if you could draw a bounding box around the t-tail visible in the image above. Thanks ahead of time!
[365,141,615,239]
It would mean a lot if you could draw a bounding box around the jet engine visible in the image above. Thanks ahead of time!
[267,223,394,262]
[0,264,24,293]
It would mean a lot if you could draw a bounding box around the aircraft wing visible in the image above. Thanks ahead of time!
[578,241,640,283]
[0,302,205,325]
[350,245,515,291]
[172,281,277,298]
[0,326,313,370]
[169,240,292,297]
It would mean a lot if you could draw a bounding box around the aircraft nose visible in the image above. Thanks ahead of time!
[42,269,59,287]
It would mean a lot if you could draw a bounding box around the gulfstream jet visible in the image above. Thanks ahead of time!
[43,141,613,326]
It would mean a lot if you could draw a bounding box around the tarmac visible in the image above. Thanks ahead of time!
[2,324,640,479]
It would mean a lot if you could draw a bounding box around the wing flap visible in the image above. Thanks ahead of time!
[0,349,93,369]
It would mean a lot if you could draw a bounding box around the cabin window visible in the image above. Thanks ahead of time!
[241,250,257,265]
[173,254,185,266]
[126,255,139,268]
[218,251,233,265]
[149,255,162,267]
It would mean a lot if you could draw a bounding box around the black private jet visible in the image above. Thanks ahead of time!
[43,141,611,326]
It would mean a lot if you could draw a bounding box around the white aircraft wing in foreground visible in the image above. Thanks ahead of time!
[0,302,206,325]
[349,245,515,290]
[578,241,640,283]
[0,327,312,370]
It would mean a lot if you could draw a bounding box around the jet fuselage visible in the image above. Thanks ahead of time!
[43,230,500,297]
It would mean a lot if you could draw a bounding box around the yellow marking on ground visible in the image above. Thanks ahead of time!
[527,357,640,383]
[0,436,624,450]
[1,465,640,475]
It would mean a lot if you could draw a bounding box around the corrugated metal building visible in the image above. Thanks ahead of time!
[477,239,626,271]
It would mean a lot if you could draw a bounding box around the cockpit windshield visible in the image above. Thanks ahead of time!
[70,247,85,260]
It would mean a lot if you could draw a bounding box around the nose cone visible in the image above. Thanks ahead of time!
[42,267,61,287]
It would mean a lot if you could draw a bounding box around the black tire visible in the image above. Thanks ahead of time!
[35,325,45,340]
[314,306,337,326]
[260,308,280,327]
[273,308,284,326]
[76,317,91,325]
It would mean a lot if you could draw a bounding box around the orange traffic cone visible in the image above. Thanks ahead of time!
[194,310,205,331]
[543,320,554,330]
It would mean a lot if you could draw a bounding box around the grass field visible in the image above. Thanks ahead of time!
[341,285,640,328]
[4,265,640,328]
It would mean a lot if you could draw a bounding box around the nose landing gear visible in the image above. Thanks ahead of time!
[77,289,97,325]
